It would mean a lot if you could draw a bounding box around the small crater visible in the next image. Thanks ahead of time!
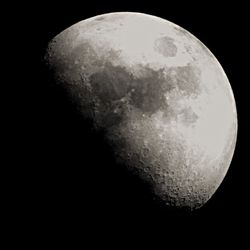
[95,16,106,21]
[179,107,199,125]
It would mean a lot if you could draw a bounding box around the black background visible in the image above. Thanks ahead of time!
[10,1,248,247]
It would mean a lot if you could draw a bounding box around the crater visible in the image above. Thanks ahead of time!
[179,106,199,125]
[154,36,177,57]
[95,16,106,21]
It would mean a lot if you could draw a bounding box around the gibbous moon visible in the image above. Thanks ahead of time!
[45,12,237,209]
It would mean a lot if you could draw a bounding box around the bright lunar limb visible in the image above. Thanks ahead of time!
[45,12,237,210]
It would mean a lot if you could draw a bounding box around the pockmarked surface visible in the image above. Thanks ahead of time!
[45,12,237,209]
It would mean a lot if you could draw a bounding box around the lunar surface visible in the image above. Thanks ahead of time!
[45,12,237,210]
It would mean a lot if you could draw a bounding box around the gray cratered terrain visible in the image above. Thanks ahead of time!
[45,12,237,210]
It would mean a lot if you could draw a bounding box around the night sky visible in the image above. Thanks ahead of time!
[10,1,248,247]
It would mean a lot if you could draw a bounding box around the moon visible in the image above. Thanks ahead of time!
[45,12,237,210]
